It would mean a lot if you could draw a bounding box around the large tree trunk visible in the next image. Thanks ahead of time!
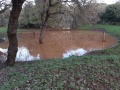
[5,0,25,66]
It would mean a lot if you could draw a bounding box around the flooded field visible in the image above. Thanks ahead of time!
[0,30,117,61]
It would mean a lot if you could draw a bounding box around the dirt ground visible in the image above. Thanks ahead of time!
[0,29,117,59]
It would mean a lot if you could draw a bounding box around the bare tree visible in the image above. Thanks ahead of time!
[62,0,98,28]
[35,0,64,44]
[5,0,25,66]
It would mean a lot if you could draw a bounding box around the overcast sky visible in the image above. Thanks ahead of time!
[97,0,118,4]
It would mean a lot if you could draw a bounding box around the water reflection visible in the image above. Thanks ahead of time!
[0,46,40,63]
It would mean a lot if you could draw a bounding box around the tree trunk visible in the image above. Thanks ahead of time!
[39,23,45,44]
[39,28,44,44]
[102,32,106,42]
[5,0,25,66]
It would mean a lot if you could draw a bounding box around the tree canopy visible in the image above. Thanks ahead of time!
[99,3,120,24]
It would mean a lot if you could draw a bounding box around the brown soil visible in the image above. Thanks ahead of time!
[0,30,117,59]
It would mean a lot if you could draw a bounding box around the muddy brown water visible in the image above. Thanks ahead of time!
[0,30,117,59]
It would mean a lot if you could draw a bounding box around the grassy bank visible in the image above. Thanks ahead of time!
[0,56,120,90]
[0,27,7,38]
[80,24,120,55]
[0,27,7,33]
[0,25,120,90]
[80,24,120,40]
[0,27,26,33]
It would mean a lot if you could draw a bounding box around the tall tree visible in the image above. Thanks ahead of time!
[35,0,63,44]
[5,0,25,66]
[69,0,98,28]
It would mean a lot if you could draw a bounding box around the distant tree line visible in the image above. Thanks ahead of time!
[99,2,120,25]
[0,0,100,29]
[2,1,120,28]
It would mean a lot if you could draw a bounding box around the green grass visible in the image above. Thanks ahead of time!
[0,27,7,33]
[80,24,120,39]
[0,56,120,90]
[80,24,120,55]
[0,27,28,38]
[0,27,7,38]
[0,27,26,33]
[0,24,120,89]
